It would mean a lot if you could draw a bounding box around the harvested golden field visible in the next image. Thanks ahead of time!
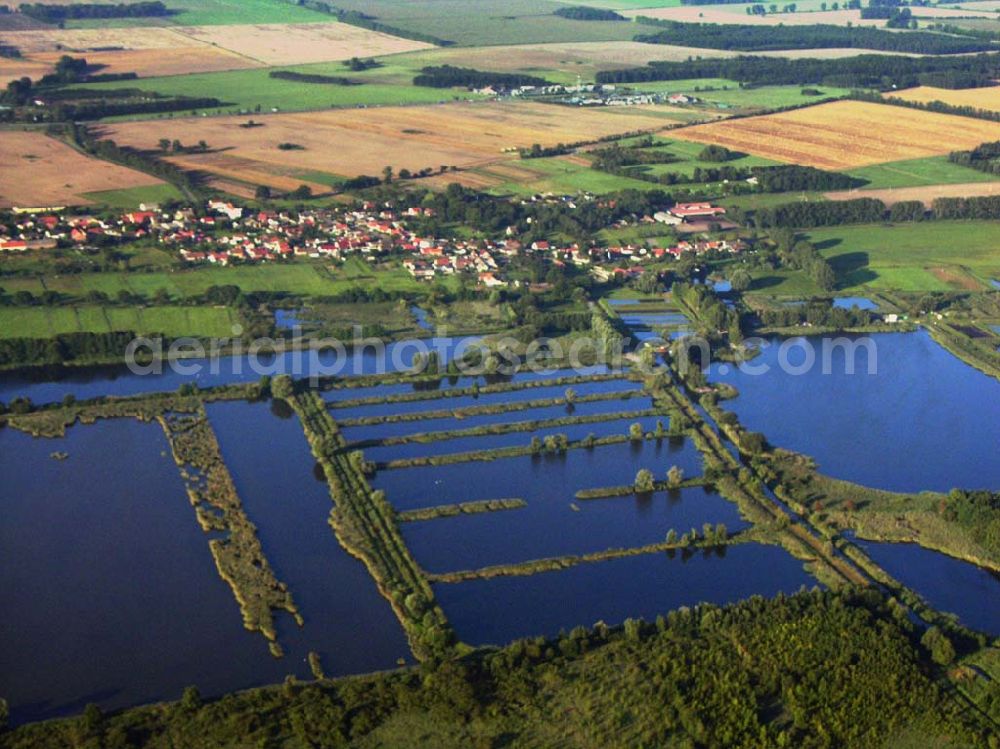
[826,182,1000,207]
[101,101,669,189]
[1,27,189,54]
[0,130,165,208]
[887,85,1000,114]
[173,22,433,66]
[669,101,1000,170]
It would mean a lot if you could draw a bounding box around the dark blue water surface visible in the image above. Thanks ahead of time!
[207,400,410,672]
[710,331,1000,493]
[833,297,878,311]
[403,485,745,573]
[437,544,815,646]
[850,537,1000,634]
[0,336,488,405]
[0,421,284,724]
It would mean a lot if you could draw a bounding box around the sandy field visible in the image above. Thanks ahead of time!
[0,130,165,208]
[173,22,433,66]
[669,100,1000,170]
[887,85,1000,114]
[99,101,671,189]
[826,182,1000,206]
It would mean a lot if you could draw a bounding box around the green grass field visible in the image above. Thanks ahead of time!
[65,0,333,27]
[746,221,1000,295]
[847,156,1000,190]
[322,0,663,45]
[80,64,475,117]
[0,260,442,300]
[0,305,241,339]
[81,184,186,209]
[485,156,663,196]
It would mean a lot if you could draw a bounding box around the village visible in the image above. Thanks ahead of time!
[0,197,747,289]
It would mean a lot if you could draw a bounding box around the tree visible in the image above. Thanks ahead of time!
[665,529,678,544]
[629,422,644,441]
[290,184,312,200]
[255,185,271,200]
[729,267,752,292]
[181,685,202,711]
[0,698,8,733]
[921,626,955,666]
[564,388,577,404]
[635,468,655,492]
[667,465,684,488]
[382,166,393,184]
[158,137,170,152]
[272,374,294,399]
[171,139,183,152]
[82,703,103,733]
[197,139,209,151]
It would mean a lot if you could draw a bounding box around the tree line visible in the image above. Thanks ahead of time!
[948,140,1000,176]
[553,5,625,20]
[19,1,172,22]
[595,53,1000,89]
[412,65,551,89]
[268,70,356,86]
[632,21,993,54]
[733,194,1000,227]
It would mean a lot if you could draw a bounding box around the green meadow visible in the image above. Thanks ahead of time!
[0,305,241,339]
[745,221,1000,295]
[847,156,1000,190]
[65,0,332,27]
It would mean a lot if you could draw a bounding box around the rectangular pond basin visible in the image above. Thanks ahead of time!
[436,544,816,646]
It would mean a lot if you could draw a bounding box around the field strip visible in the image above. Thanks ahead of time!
[826,182,1000,206]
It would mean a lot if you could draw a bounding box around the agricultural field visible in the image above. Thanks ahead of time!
[99,101,672,191]
[61,0,334,27]
[847,156,1000,191]
[825,182,1000,206]
[78,66,471,118]
[0,306,241,340]
[623,5,886,26]
[808,221,1000,292]
[0,130,167,208]
[886,84,1000,115]
[170,22,433,66]
[668,100,1000,170]
[320,0,665,46]
[0,260,446,300]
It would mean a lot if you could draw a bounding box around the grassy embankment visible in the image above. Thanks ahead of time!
[287,386,455,659]
[159,408,302,656]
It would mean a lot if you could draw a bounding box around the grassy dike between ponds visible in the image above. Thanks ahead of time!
[397,499,527,523]
[358,408,660,448]
[327,371,628,406]
[159,408,302,657]
[925,321,1000,382]
[429,533,750,584]
[336,388,642,427]
[286,387,455,660]
[646,369,867,589]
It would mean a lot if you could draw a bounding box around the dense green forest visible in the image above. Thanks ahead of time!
[2,588,991,748]
[950,141,1000,176]
[633,21,993,54]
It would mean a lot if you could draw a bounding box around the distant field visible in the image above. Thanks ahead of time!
[172,22,433,66]
[0,131,166,208]
[669,101,1000,170]
[887,85,1000,115]
[81,67,467,117]
[825,182,1000,207]
[0,306,240,339]
[847,156,1000,190]
[673,84,851,112]
[62,0,334,26]
[100,101,671,191]
[624,5,884,26]
[0,261,436,300]
[323,0,664,45]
